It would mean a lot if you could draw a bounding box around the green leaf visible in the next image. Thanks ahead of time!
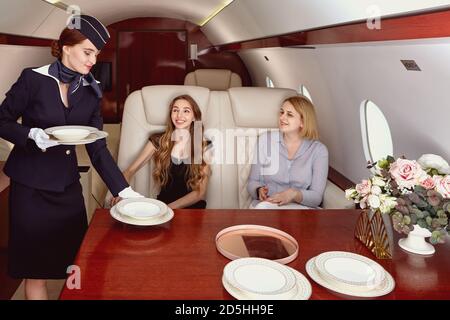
[417,219,427,228]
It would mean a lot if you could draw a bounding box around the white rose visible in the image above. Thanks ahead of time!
[379,194,397,214]
[371,176,386,187]
[345,188,357,199]
[371,185,382,195]
[368,194,381,209]
[418,154,450,175]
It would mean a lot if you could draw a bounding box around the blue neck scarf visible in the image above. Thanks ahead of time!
[49,60,102,103]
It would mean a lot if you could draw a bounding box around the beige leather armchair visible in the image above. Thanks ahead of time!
[107,85,353,209]
[184,69,242,90]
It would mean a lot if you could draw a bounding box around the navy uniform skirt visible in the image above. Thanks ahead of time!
[8,180,87,279]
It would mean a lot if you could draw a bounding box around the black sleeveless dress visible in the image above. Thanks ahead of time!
[149,133,207,209]
[156,157,207,209]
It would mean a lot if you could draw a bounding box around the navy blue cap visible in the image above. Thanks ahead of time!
[67,14,110,50]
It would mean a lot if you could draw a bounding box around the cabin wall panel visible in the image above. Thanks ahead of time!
[204,0,450,45]
[0,0,54,37]
[239,40,450,183]
[0,45,54,101]
[238,48,344,172]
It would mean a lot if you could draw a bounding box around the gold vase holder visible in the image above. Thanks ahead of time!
[354,210,392,259]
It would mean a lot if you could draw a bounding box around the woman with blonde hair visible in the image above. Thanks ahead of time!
[247,95,328,209]
[113,94,211,209]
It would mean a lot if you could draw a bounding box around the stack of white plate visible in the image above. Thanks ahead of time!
[306,251,395,297]
[222,257,312,300]
[110,198,174,226]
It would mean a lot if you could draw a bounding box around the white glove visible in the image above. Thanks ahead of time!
[118,186,144,199]
[28,128,59,151]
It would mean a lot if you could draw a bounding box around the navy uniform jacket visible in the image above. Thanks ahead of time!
[0,64,128,196]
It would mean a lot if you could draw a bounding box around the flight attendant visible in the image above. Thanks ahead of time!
[0,15,142,299]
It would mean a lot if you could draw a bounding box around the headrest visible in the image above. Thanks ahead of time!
[184,69,242,90]
[228,87,298,128]
[140,85,210,126]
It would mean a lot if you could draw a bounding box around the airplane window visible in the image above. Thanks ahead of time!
[298,85,313,102]
[360,100,394,166]
[265,76,275,88]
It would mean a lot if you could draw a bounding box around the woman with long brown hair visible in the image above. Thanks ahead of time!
[114,94,211,209]
[0,15,142,299]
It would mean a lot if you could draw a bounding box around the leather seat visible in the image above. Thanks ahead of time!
[107,85,353,209]
[184,69,242,90]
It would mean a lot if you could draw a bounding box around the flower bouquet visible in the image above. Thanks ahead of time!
[346,154,450,246]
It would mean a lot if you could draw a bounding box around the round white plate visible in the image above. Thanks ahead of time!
[223,257,296,297]
[306,257,395,298]
[314,251,386,290]
[45,125,98,135]
[222,266,311,300]
[116,198,167,220]
[110,204,174,226]
[48,130,108,145]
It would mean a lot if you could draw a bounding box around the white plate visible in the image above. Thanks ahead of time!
[45,125,98,135]
[52,128,91,141]
[314,251,386,290]
[306,257,395,298]
[49,130,108,145]
[222,266,312,300]
[116,198,167,220]
[223,257,297,298]
[110,204,174,226]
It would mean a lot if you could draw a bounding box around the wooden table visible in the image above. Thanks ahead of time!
[60,209,450,300]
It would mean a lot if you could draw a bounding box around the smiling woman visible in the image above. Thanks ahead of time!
[0,14,144,300]
[247,95,329,210]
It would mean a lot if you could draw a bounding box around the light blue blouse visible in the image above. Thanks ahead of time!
[247,131,329,208]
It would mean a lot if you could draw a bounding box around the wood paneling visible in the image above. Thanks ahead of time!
[0,33,53,47]
[328,167,355,191]
[60,208,450,300]
[117,30,187,119]
[99,17,252,123]
[209,9,450,52]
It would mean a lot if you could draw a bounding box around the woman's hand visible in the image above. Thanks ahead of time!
[267,188,300,206]
[258,186,269,201]
[110,196,122,207]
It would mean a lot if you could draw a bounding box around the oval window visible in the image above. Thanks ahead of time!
[360,100,393,165]
[298,85,312,102]
[265,76,275,88]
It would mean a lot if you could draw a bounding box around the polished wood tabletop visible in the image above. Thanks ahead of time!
[59,208,450,300]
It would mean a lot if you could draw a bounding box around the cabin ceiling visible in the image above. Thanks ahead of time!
[1,0,450,44]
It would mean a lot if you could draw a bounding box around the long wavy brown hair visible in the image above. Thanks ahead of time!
[152,95,209,191]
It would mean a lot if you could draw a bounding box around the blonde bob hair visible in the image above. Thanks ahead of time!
[283,96,319,140]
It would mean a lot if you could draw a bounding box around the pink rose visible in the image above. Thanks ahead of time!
[389,158,425,189]
[356,179,371,196]
[420,176,436,190]
[434,175,450,199]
